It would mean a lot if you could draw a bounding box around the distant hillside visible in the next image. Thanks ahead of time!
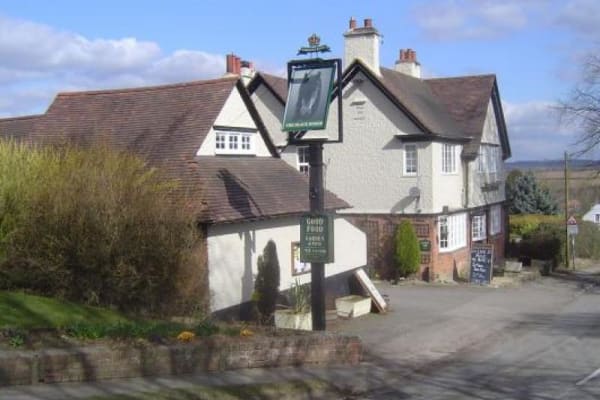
[506,159,600,171]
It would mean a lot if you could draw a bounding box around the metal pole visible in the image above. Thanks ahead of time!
[572,235,575,270]
[564,151,569,269]
[309,142,326,331]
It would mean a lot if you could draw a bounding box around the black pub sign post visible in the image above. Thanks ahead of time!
[283,34,343,331]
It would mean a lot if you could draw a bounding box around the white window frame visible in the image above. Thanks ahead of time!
[214,131,254,155]
[477,145,501,179]
[442,144,457,174]
[404,144,418,176]
[490,205,502,235]
[297,146,309,175]
[438,213,467,252]
[215,132,227,151]
[477,146,485,173]
[472,214,487,241]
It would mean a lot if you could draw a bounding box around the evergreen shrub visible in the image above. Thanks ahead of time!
[394,220,420,278]
[254,240,280,323]
[515,222,564,268]
[509,214,563,237]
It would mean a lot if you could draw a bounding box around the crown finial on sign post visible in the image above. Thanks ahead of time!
[297,33,331,57]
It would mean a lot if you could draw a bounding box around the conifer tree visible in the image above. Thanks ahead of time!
[394,220,420,278]
[254,240,280,322]
[506,171,559,215]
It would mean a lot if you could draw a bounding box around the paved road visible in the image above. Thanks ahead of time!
[332,275,600,399]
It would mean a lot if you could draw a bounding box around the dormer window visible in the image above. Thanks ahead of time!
[214,130,255,155]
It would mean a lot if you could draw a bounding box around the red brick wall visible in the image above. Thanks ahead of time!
[0,334,362,386]
[347,215,435,281]
[345,204,507,283]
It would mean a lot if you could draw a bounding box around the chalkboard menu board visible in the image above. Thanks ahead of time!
[470,244,493,285]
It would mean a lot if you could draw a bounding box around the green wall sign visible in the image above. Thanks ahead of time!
[419,239,431,252]
[300,214,334,263]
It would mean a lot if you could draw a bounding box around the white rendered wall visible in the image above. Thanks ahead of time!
[207,216,367,312]
[582,204,600,224]
[431,142,465,212]
[344,33,380,75]
[197,87,271,157]
[481,100,501,145]
[394,62,422,79]
[469,100,506,207]
[251,85,287,147]
[280,145,300,170]
[320,72,434,214]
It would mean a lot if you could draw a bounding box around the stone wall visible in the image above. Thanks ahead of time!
[0,334,362,387]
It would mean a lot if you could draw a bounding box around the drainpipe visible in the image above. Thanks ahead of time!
[464,160,469,208]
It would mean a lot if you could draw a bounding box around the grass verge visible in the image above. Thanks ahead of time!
[0,290,129,330]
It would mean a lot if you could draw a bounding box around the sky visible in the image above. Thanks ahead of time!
[0,0,599,161]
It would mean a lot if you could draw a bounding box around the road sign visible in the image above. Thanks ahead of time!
[567,216,578,235]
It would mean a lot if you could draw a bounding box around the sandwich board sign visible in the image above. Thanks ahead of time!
[354,268,387,313]
[470,244,493,285]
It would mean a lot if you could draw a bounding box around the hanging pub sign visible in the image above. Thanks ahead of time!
[282,58,337,131]
[300,213,334,263]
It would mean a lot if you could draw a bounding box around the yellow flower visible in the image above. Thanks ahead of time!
[240,328,254,337]
[177,331,196,342]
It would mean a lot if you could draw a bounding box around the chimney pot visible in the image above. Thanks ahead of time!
[395,48,421,78]
[349,17,356,30]
[364,18,372,28]
[410,49,417,62]
[234,56,241,75]
[226,54,235,74]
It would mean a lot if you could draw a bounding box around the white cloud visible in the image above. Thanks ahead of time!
[0,15,160,73]
[554,0,600,39]
[147,50,225,83]
[503,100,583,160]
[412,0,544,40]
[0,15,227,117]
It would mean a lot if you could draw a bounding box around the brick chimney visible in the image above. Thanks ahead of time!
[394,48,421,79]
[225,54,256,85]
[343,17,381,76]
[225,53,241,76]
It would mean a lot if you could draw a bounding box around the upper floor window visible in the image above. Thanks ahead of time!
[439,213,466,252]
[490,205,502,235]
[297,146,309,175]
[472,214,486,241]
[442,144,457,174]
[477,145,501,177]
[215,131,254,155]
[404,144,418,176]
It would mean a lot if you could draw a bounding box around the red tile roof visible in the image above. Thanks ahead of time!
[426,74,497,156]
[194,156,347,224]
[248,72,288,103]
[0,77,347,223]
[0,115,42,140]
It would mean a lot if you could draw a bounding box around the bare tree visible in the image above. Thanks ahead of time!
[559,52,600,157]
